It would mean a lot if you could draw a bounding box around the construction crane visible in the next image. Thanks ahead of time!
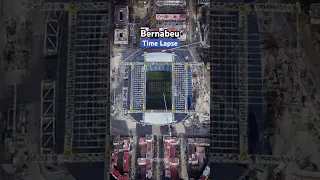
[210,1,299,164]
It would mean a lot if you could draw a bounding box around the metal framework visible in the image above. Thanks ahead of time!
[132,65,144,110]
[130,64,134,112]
[184,63,188,111]
[73,10,109,152]
[28,3,110,180]
[238,9,249,162]
[143,62,147,112]
[156,0,186,7]
[210,9,240,154]
[128,110,195,113]
[10,3,304,178]
[210,3,294,12]
[44,11,63,56]
[22,2,110,12]
[210,1,298,162]
[64,4,77,157]
[121,62,204,66]
[174,64,186,111]
[172,62,176,112]
[22,153,293,164]
[40,81,56,154]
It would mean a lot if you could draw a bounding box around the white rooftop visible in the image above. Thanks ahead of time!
[144,112,173,125]
[144,52,174,62]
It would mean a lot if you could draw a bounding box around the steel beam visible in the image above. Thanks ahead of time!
[172,62,175,112]
[184,63,188,111]
[64,5,77,157]
[40,81,56,154]
[143,62,147,112]
[22,153,293,164]
[44,11,63,56]
[130,64,134,112]
[121,62,204,66]
[22,2,109,11]
[210,3,295,12]
[238,10,249,162]
[128,109,195,113]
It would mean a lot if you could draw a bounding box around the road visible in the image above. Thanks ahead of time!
[188,46,201,62]
[152,135,157,179]
[130,135,137,179]
[179,136,189,180]
[156,135,161,180]
[188,0,195,44]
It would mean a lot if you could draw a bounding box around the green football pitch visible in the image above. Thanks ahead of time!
[146,71,172,110]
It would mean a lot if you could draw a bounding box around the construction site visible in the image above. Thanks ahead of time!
[209,1,320,180]
[1,0,320,180]
[0,1,110,180]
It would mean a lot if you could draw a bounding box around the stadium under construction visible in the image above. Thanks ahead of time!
[40,4,110,180]
[124,52,194,126]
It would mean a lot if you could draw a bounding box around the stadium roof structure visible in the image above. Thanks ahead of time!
[144,112,173,124]
[144,52,174,62]
[127,52,193,125]
[210,4,264,155]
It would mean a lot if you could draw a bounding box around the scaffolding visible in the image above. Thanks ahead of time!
[238,8,249,161]
[72,10,109,153]
[174,64,186,111]
[143,62,147,112]
[210,1,298,162]
[210,9,240,154]
[132,65,144,110]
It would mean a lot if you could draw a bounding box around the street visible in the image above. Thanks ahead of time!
[180,136,189,180]
[188,0,195,44]
[130,135,137,179]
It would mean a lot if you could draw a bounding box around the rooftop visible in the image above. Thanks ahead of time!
[144,52,174,62]
[144,112,173,125]
[114,5,128,26]
[114,28,128,45]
